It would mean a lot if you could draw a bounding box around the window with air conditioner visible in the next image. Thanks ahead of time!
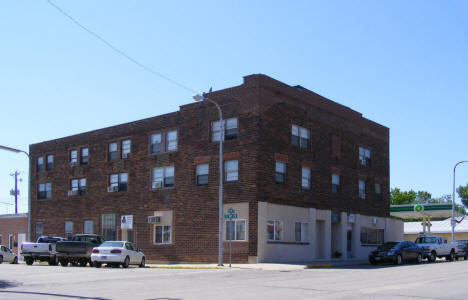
[108,173,128,192]
[152,166,174,189]
[69,178,86,196]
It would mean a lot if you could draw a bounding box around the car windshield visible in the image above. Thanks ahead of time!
[377,242,399,250]
[100,242,124,248]
[38,237,62,243]
[415,237,436,244]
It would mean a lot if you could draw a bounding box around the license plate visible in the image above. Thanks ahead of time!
[101,256,107,260]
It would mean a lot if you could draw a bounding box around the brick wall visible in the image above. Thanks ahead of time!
[0,214,27,254]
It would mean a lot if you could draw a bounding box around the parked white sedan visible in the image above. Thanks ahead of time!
[90,241,145,268]
[0,245,18,264]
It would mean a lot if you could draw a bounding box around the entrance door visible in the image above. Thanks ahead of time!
[17,233,26,261]
[122,229,134,243]
[347,227,353,259]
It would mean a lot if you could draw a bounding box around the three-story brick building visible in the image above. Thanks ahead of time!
[29,74,402,263]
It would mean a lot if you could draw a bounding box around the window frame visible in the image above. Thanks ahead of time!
[211,118,238,142]
[108,173,128,192]
[37,156,44,172]
[70,150,78,166]
[108,142,118,161]
[359,146,371,167]
[80,147,89,165]
[291,124,310,149]
[151,166,175,189]
[358,180,366,199]
[46,155,53,171]
[121,140,131,158]
[196,164,209,186]
[65,221,73,239]
[165,130,178,152]
[225,219,246,241]
[331,174,340,194]
[301,166,311,189]
[154,225,172,244]
[83,220,94,234]
[360,227,384,245]
[37,183,52,199]
[267,220,283,241]
[275,161,286,184]
[224,160,239,183]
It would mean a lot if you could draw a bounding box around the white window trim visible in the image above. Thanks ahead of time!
[225,219,247,242]
[154,225,172,245]
[295,222,309,242]
[267,220,283,241]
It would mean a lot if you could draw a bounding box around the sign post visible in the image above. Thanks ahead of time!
[224,208,238,268]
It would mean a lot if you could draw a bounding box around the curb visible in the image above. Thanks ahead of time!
[306,264,333,268]
[147,265,221,270]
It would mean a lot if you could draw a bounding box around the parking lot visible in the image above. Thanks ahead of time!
[1,260,468,300]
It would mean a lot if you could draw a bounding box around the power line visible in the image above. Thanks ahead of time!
[46,0,197,95]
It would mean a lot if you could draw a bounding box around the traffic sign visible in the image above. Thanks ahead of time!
[224,208,238,220]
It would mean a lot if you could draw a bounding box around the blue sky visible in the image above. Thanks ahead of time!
[0,0,467,214]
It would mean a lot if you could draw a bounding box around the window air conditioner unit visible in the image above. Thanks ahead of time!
[68,190,79,196]
[122,153,130,159]
[152,181,162,189]
[348,214,355,223]
[147,216,161,224]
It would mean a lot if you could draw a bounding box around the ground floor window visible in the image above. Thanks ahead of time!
[84,220,93,234]
[225,220,246,241]
[35,222,43,238]
[65,221,73,239]
[154,225,171,244]
[360,227,384,245]
[9,234,13,249]
[101,214,116,241]
[295,222,308,242]
[267,220,282,241]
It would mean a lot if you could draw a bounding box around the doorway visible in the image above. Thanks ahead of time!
[17,233,26,261]
[347,226,353,259]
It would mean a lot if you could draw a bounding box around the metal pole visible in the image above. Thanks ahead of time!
[192,95,224,266]
[452,161,468,241]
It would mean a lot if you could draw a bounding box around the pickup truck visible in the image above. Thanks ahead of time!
[55,234,104,267]
[21,236,66,265]
[414,235,458,262]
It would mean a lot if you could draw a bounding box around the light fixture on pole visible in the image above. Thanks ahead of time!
[0,145,31,241]
[192,93,224,266]
[452,160,468,241]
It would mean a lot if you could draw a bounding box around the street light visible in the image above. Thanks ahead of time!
[0,145,31,241]
[192,93,224,266]
[452,160,468,241]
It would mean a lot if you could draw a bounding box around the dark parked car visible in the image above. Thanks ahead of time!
[56,234,104,267]
[369,241,423,265]
[454,240,468,260]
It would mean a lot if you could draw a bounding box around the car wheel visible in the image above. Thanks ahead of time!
[416,253,422,264]
[0,255,3,264]
[464,255,467,261]
[11,256,18,264]
[59,259,68,267]
[25,257,34,265]
[395,254,403,265]
[122,256,130,268]
[48,256,57,266]
[95,262,102,268]
[447,250,455,261]
[139,257,145,268]
[79,259,87,267]
[430,251,437,262]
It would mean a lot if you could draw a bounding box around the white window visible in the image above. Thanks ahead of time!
[302,167,311,189]
[121,140,131,158]
[38,183,51,199]
[292,125,310,149]
[108,142,118,161]
[65,221,73,239]
[332,174,340,194]
[225,160,238,182]
[70,150,77,165]
[359,147,371,167]
[358,180,366,199]
[35,222,43,237]
[84,220,93,234]
[108,173,128,192]
[225,220,246,241]
[375,183,382,201]
[152,166,174,189]
[150,133,162,154]
[166,130,178,152]
[196,164,209,186]
[80,148,88,165]
[267,220,282,241]
[212,118,238,142]
[46,155,53,170]
[275,161,286,183]
[154,225,171,244]
[295,222,308,242]
[37,157,44,172]
[70,178,86,196]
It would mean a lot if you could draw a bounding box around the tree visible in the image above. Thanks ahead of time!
[458,183,468,208]
[416,191,432,203]
[430,194,452,204]
[390,188,416,205]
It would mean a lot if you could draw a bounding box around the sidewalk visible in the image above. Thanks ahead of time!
[146,259,369,270]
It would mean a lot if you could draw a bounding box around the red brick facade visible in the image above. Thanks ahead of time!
[29,74,389,263]
[0,213,28,254]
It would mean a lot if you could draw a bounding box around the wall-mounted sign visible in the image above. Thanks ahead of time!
[121,215,133,229]
[224,208,238,220]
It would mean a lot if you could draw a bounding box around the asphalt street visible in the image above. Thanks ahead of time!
[1,260,467,299]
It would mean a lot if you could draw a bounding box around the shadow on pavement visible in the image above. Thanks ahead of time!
[0,280,22,289]
[0,291,110,299]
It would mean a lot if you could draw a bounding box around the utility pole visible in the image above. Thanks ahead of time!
[10,170,20,214]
